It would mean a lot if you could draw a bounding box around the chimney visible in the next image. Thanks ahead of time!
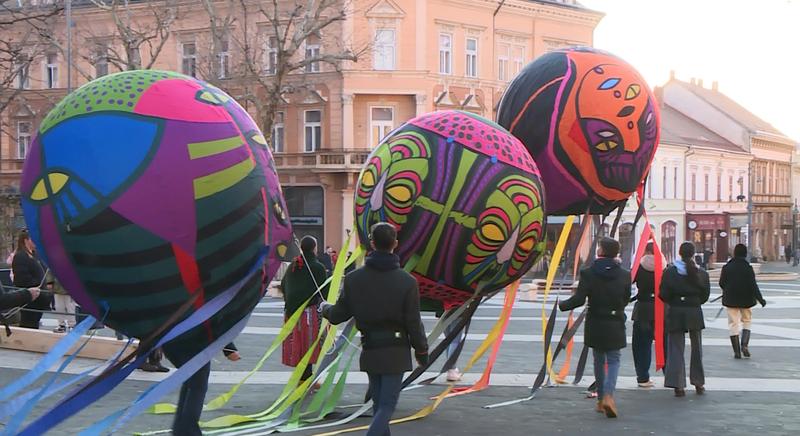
[669,70,675,80]
[712,80,719,91]
[690,77,696,85]
[697,78,703,87]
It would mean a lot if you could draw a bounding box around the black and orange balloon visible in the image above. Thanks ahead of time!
[497,47,659,216]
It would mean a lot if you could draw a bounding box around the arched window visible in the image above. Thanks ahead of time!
[661,221,677,264]
[619,223,635,268]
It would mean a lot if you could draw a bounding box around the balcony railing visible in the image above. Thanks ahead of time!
[0,159,24,174]
[273,150,370,172]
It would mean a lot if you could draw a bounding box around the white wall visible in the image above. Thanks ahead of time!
[662,83,750,149]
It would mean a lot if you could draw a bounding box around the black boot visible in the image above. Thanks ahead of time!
[741,329,751,358]
[730,336,742,359]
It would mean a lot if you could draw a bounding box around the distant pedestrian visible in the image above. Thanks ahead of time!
[12,231,52,329]
[318,245,334,273]
[559,237,630,418]
[344,251,356,275]
[420,298,463,382]
[794,248,800,267]
[321,222,428,436]
[631,243,657,388]
[784,244,792,264]
[660,242,710,397]
[719,244,766,359]
[48,271,76,333]
[281,236,329,384]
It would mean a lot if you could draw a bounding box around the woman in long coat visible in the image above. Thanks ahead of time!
[659,242,710,397]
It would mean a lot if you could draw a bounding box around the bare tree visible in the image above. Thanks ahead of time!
[204,0,365,142]
[0,1,63,116]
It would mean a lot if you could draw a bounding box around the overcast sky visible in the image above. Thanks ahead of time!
[579,0,800,143]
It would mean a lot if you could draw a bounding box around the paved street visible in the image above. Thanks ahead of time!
[2,262,800,435]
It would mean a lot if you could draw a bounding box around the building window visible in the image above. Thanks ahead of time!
[181,42,197,77]
[374,29,395,70]
[305,37,320,73]
[512,45,524,77]
[304,110,322,152]
[497,43,509,81]
[217,36,230,79]
[465,37,478,78]
[662,166,667,199]
[728,175,733,202]
[370,107,394,147]
[94,46,108,78]
[266,36,278,75]
[284,186,325,244]
[272,111,284,153]
[662,221,677,264]
[674,167,678,199]
[45,53,58,88]
[647,172,652,198]
[717,173,722,201]
[15,56,30,89]
[691,173,696,200]
[439,33,452,75]
[704,174,709,200]
[17,121,32,159]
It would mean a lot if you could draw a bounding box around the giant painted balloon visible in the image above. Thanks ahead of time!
[497,47,660,216]
[355,110,546,308]
[21,70,293,362]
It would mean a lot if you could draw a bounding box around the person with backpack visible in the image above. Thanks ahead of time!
[660,242,710,397]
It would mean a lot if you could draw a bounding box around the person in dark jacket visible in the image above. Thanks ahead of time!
[318,246,334,274]
[559,237,630,418]
[281,235,329,382]
[631,243,658,388]
[660,242,710,397]
[719,244,766,359]
[11,231,52,329]
[784,244,792,264]
[322,222,428,436]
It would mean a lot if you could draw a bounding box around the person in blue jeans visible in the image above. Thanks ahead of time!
[631,243,657,387]
[322,223,428,435]
[560,237,631,418]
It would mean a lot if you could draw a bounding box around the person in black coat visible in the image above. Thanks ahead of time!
[322,222,428,436]
[659,242,710,397]
[11,231,52,329]
[559,237,630,418]
[719,244,766,359]
[631,242,658,388]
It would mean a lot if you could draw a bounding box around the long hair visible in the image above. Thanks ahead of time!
[16,231,30,254]
[678,241,699,285]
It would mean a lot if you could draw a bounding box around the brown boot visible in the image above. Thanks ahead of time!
[602,395,618,418]
[595,399,604,413]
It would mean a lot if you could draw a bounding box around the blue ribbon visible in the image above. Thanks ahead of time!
[18,254,264,436]
[0,338,134,421]
[82,314,252,435]
[0,313,97,403]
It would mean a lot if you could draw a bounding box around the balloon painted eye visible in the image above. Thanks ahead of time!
[251,134,268,146]
[517,237,534,252]
[598,78,620,90]
[481,222,506,242]
[595,141,618,151]
[625,84,641,100]
[361,170,376,188]
[597,130,615,138]
[387,185,412,203]
[646,112,654,125]
[30,172,70,201]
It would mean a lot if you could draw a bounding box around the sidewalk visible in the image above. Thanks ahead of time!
[759,260,800,274]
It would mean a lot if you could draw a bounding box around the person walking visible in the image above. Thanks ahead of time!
[420,298,463,382]
[631,243,658,388]
[281,236,329,384]
[322,222,428,436]
[719,244,766,359]
[794,247,800,267]
[784,244,792,264]
[559,237,630,418]
[11,231,52,329]
[660,242,710,397]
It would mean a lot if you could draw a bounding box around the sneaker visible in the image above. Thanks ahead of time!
[52,325,67,333]
[446,368,463,382]
[637,380,655,388]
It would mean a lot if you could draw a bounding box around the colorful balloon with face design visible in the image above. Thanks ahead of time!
[21,71,293,363]
[497,47,660,216]
[355,110,546,309]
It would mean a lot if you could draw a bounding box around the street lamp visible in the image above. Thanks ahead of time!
[793,201,799,254]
